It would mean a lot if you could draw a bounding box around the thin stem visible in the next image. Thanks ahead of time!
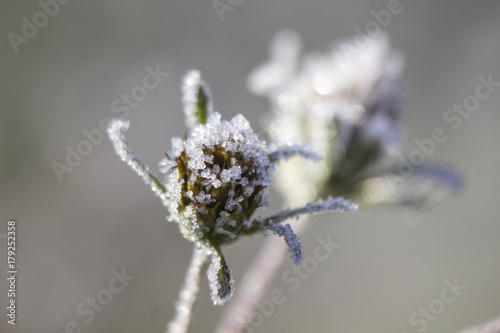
[215,216,309,333]
[166,245,209,333]
[456,315,500,333]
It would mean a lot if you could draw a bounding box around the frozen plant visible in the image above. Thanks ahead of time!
[107,70,357,333]
[217,30,462,332]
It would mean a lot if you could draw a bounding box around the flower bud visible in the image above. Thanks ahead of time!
[161,112,272,246]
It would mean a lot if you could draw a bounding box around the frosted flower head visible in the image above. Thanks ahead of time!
[107,70,357,305]
[160,112,272,245]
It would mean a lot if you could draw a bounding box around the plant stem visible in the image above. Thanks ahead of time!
[456,315,500,333]
[167,245,209,333]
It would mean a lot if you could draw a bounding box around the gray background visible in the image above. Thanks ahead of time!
[1,1,499,332]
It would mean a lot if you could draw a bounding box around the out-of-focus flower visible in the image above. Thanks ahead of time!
[107,70,357,305]
[248,30,462,208]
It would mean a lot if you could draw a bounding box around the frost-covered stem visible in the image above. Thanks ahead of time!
[456,315,500,333]
[167,246,209,333]
[215,216,309,333]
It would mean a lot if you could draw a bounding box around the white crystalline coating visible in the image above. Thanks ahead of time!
[266,196,358,226]
[166,246,209,333]
[229,114,251,131]
[215,228,237,239]
[182,70,213,131]
[267,142,322,164]
[207,112,221,127]
[212,179,222,189]
[244,186,254,196]
[239,177,249,186]
[158,157,176,174]
[226,220,237,228]
[195,192,210,204]
[214,211,232,231]
[220,170,231,184]
[220,166,242,183]
[207,252,235,306]
[203,154,214,164]
[171,137,184,157]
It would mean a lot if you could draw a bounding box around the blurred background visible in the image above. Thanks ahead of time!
[1,1,499,332]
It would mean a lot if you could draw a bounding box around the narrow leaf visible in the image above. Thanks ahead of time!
[262,196,358,226]
[182,70,213,130]
[265,223,302,265]
[207,247,234,306]
[107,119,167,197]
[412,163,463,192]
[267,142,321,164]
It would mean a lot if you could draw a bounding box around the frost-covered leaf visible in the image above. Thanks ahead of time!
[107,119,167,197]
[182,70,213,130]
[207,248,234,306]
[268,142,321,164]
[262,196,358,226]
[265,223,302,265]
